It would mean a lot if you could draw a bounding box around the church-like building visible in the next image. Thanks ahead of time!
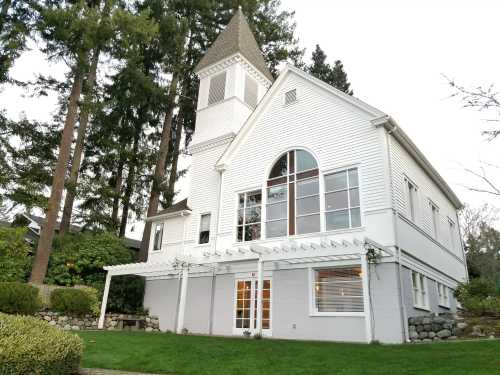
[100,8,467,343]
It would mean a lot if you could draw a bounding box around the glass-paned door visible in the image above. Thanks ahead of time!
[234,279,272,333]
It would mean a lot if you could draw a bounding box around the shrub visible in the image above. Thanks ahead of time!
[0,312,83,374]
[108,275,145,314]
[0,282,40,315]
[0,227,32,283]
[78,286,100,316]
[51,288,92,316]
[46,231,134,290]
[455,278,500,317]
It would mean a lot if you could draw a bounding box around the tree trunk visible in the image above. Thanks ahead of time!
[138,74,179,261]
[111,157,124,231]
[0,0,11,34]
[60,47,100,235]
[29,69,84,284]
[166,113,183,207]
[119,124,140,238]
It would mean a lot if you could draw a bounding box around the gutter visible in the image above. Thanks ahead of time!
[145,209,191,222]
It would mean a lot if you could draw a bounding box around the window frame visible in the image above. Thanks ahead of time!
[207,71,226,106]
[324,167,362,231]
[265,149,320,238]
[309,266,365,317]
[429,199,440,240]
[198,213,211,245]
[152,222,164,252]
[447,217,456,251]
[404,176,418,222]
[411,271,429,310]
[236,190,262,243]
[437,282,450,308]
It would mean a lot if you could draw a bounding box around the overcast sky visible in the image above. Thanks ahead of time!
[1,0,499,238]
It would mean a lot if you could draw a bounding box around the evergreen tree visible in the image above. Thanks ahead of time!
[308,44,353,95]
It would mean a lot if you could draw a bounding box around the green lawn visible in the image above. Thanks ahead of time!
[77,331,500,375]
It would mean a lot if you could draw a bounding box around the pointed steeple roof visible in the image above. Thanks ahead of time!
[195,7,273,81]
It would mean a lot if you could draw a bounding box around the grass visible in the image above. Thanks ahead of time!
[77,331,500,375]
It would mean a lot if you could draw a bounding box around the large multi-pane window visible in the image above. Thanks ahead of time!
[313,267,364,313]
[412,271,429,309]
[266,150,319,237]
[237,190,262,242]
[324,168,361,230]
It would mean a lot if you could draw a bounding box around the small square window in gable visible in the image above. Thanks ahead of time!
[208,71,226,105]
[284,89,297,105]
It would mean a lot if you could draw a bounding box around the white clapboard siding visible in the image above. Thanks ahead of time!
[185,143,228,245]
[389,136,462,258]
[219,72,389,236]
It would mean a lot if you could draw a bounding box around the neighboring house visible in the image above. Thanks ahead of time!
[16,214,141,251]
[101,8,467,343]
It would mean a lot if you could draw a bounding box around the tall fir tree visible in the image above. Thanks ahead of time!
[308,44,353,95]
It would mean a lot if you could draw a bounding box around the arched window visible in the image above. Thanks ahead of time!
[266,150,320,237]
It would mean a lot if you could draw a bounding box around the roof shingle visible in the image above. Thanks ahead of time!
[194,8,273,82]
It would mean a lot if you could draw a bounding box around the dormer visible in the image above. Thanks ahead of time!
[192,7,273,148]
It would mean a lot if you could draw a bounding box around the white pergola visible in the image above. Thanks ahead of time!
[99,237,392,342]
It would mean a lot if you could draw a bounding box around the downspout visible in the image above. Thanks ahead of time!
[385,124,409,342]
[209,169,224,335]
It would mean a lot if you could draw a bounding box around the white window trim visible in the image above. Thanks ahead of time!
[447,217,456,251]
[232,276,273,336]
[324,167,363,231]
[308,266,365,317]
[207,71,227,106]
[404,175,418,223]
[198,212,212,245]
[428,199,440,240]
[437,282,451,309]
[412,271,430,310]
[236,190,262,243]
[152,222,164,252]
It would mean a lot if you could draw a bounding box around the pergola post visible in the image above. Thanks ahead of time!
[256,258,264,335]
[176,267,189,333]
[98,271,112,329]
[361,251,373,343]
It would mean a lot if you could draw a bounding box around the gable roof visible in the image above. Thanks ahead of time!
[216,64,462,209]
[194,8,273,82]
[154,198,191,217]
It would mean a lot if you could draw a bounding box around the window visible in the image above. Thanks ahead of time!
[429,200,439,239]
[324,168,361,230]
[284,89,297,105]
[266,150,319,237]
[237,190,262,242]
[313,267,364,313]
[153,223,163,251]
[405,178,418,221]
[244,75,258,108]
[199,213,211,244]
[208,71,226,105]
[437,282,450,308]
[411,271,429,309]
[448,217,456,250]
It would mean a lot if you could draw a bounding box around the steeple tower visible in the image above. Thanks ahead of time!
[192,7,273,147]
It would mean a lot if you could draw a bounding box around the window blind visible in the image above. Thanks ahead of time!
[208,71,226,105]
[314,267,364,312]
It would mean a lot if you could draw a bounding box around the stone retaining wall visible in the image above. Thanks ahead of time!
[408,315,465,342]
[35,311,159,332]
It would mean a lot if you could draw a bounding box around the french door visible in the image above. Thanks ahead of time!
[234,279,271,334]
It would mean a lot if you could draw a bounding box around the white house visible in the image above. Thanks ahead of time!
[99,8,467,344]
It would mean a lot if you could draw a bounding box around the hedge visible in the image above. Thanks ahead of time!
[0,282,40,315]
[51,288,93,317]
[0,313,83,375]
